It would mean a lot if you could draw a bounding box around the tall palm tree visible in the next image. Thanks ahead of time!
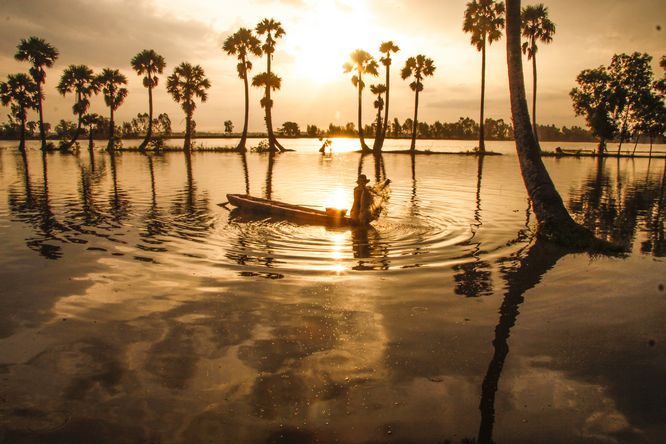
[401,55,436,151]
[521,4,555,145]
[463,0,505,153]
[95,68,128,152]
[223,28,262,152]
[15,36,59,151]
[254,18,286,152]
[0,73,39,152]
[375,41,400,152]
[166,62,211,151]
[370,83,386,139]
[343,49,379,153]
[506,0,601,248]
[57,64,98,151]
[131,49,166,152]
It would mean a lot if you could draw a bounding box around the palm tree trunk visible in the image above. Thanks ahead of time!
[88,124,94,157]
[241,150,250,194]
[632,132,640,156]
[410,88,420,151]
[381,64,391,150]
[531,50,539,147]
[265,54,285,153]
[479,41,487,153]
[239,63,250,152]
[617,109,630,155]
[38,84,47,151]
[506,0,599,247]
[139,81,154,152]
[107,107,115,152]
[19,112,26,152]
[358,75,370,153]
[184,112,192,151]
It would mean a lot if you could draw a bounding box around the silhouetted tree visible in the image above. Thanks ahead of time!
[131,49,166,152]
[370,83,386,138]
[166,62,211,151]
[507,0,601,247]
[224,27,262,151]
[57,64,98,151]
[374,41,400,151]
[15,36,59,151]
[401,55,436,151]
[81,112,102,155]
[463,0,505,153]
[0,73,39,151]
[279,121,300,136]
[521,3,555,146]
[96,68,128,152]
[343,49,379,152]
[224,120,234,134]
[254,19,286,152]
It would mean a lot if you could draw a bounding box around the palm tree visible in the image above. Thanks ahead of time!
[506,0,602,248]
[374,41,400,152]
[343,49,379,153]
[401,55,436,151]
[370,83,386,139]
[131,49,166,152]
[15,37,59,151]
[463,0,505,153]
[521,4,555,145]
[254,18,286,152]
[224,28,262,152]
[81,112,102,155]
[57,64,98,151]
[95,68,128,152]
[0,73,39,152]
[166,62,211,151]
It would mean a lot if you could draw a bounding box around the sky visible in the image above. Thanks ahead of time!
[0,0,664,133]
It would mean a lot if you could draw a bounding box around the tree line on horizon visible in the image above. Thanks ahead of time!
[1,1,664,156]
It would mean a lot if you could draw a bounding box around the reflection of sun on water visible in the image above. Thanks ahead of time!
[327,232,349,273]
[329,138,359,153]
[289,1,382,85]
[324,187,349,211]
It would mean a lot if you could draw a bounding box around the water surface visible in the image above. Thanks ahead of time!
[0,143,664,443]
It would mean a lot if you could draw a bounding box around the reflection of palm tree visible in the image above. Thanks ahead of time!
[374,41,400,152]
[344,50,379,153]
[0,73,39,152]
[453,156,493,297]
[224,28,262,152]
[264,151,277,200]
[521,4,555,145]
[463,0,505,154]
[15,36,59,151]
[478,238,567,444]
[401,55,436,151]
[240,150,250,194]
[131,49,167,152]
[107,151,131,224]
[57,64,98,151]
[254,18,286,153]
[166,63,211,151]
[141,155,168,240]
[96,68,128,152]
[170,151,212,238]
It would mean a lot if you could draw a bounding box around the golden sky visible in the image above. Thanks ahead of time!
[0,0,664,132]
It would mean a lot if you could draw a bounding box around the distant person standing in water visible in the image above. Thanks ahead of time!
[350,174,372,225]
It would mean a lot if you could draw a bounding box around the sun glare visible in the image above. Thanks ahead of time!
[324,187,349,210]
[289,1,381,85]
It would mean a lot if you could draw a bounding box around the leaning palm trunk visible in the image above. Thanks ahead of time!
[506,0,601,248]
[357,76,371,152]
[531,53,539,146]
[380,64,391,150]
[265,55,285,153]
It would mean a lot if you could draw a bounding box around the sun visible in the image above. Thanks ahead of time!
[287,1,382,85]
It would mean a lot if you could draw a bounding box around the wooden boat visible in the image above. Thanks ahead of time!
[224,194,352,226]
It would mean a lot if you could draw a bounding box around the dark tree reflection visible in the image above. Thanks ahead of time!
[569,158,666,255]
[169,151,212,241]
[453,156,493,297]
[107,151,131,226]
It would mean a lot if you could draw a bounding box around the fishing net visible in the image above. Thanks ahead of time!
[367,179,391,221]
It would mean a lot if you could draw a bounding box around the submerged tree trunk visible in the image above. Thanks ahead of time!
[139,80,154,152]
[506,0,602,249]
[479,41,487,154]
[238,62,250,152]
[38,85,47,151]
[107,107,115,152]
[410,87,420,151]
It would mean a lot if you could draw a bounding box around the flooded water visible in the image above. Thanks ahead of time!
[0,141,664,443]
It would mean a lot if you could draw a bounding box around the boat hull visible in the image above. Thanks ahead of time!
[225,194,352,226]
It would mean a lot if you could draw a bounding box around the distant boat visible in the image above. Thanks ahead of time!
[223,194,352,226]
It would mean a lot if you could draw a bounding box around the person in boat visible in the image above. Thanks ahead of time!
[350,174,373,225]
